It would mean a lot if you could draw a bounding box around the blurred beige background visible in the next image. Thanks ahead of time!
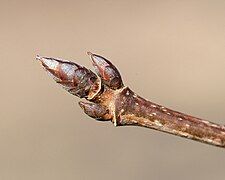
[0,0,225,179]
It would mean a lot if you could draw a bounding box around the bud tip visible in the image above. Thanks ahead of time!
[87,51,93,56]
[36,54,41,61]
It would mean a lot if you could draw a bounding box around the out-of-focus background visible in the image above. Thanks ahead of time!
[0,0,225,179]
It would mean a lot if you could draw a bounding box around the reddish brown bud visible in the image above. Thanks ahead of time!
[87,52,123,90]
[36,55,101,100]
[78,101,111,120]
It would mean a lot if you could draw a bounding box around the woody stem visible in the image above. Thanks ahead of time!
[114,87,225,148]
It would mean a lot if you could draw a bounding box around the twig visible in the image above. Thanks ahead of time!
[36,53,225,148]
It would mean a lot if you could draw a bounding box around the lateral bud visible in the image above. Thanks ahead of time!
[87,52,123,90]
[78,101,112,120]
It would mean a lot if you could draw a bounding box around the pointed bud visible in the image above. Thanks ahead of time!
[78,101,111,120]
[36,55,101,100]
[87,52,123,90]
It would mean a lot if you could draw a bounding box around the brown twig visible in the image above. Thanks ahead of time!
[36,53,225,148]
